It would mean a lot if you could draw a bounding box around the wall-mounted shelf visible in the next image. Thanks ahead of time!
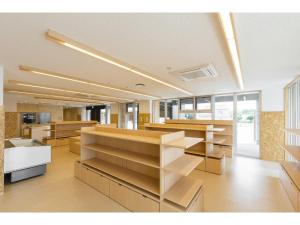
[83,143,159,168]
[164,155,203,176]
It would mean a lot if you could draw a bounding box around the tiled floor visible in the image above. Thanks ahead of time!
[0,146,294,212]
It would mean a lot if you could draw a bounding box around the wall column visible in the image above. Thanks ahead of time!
[0,66,4,194]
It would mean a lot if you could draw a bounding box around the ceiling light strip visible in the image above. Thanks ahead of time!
[46,29,194,96]
[218,13,244,90]
[19,65,158,99]
[6,90,112,104]
[10,80,131,102]
[34,97,100,105]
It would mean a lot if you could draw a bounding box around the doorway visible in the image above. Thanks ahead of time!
[125,103,139,130]
[236,92,260,158]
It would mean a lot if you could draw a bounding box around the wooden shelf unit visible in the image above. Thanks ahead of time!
[75,126,204,212]
[166,119,233,157]
[144,122,226,174]
[46,120,97,146]
[280,129,300,211]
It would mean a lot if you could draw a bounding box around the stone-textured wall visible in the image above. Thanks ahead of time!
[0,106,4,194]
[5,112,19,139]
[260,111,285,161]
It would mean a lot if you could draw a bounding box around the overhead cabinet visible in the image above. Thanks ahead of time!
[74,126,205,212]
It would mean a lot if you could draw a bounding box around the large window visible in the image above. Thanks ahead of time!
[125,103,139,130]
[159,101,166,123]
[180,98,194,111]
[167,100,179,120]
[214,95,234,120]
[196,96,211,111]
[287,80,300,146]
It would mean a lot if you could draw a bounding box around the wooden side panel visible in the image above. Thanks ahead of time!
[110,114,119,127]
[260,112,285,161]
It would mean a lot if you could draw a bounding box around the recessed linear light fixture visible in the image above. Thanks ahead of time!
[6,90,113,104]
[19,65,158,99]
[218,13,244,90]
[9,80,131,102]
[45,29,194,96]
[34,97,100,105]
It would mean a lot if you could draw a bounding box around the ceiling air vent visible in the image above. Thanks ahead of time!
[170,64,218,82]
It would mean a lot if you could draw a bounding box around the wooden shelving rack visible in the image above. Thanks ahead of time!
[280,129,300,211]
[165,119,234,157]
[74,126,204,212]
[144,122,226,174]
[45,120,97,146]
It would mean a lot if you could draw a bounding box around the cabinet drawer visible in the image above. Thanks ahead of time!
[90,171,109,196]
[196,159,206,171]
[127,189,159,212]
[74,161,81,179]
[70,141,81,154]
[280,167,299,210]
[214,145,232,157]
[206,157,225,175]
[188,188,204,212]
[109,181,128,207]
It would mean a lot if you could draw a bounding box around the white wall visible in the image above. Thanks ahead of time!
[138,100,151,113]
[3,93,18,112]
[261,84,285,112]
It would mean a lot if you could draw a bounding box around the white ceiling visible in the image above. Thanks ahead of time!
[0,13,299,105]
[234,13,300,89]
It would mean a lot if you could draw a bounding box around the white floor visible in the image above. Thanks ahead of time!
[0,146,294,212]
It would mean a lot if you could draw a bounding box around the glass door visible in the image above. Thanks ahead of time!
[236,92,260,158]
[125,103,139,130]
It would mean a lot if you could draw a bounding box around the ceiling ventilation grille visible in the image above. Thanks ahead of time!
[170,64,218,82]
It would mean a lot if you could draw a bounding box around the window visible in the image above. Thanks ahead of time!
[179,113,195,120]
[100,108,106,124]
[126,103,133,113]
[214,95,234,120]
[125,103,139,130]
[159,101,166,123]
[180,98,194,111]
[287,80,300,146]
[196,96,211,111]
[195,113,212,120]
[166,100,179,120]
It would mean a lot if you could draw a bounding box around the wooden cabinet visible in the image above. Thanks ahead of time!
[74,161,81,179]
[206,156,225,175]
[161,188,204,212]
[127,188,159,212]
[109,179,159,212]
[280,166,299,210]
[109,180,129,207]
[75,126,204,212]
[196,159,206,171]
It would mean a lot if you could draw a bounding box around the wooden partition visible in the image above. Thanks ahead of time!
[75,126,205,212]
